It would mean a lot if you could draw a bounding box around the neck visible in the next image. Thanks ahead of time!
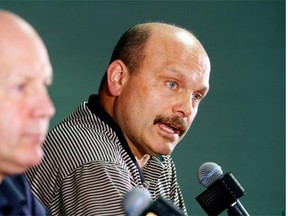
[135,154,150,170]
[98,89,114,117]
[126,141,150,169]
[98,92,151,169]
[0,174,4,184]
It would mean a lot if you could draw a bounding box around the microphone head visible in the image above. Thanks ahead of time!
[123,188,151,216]
[197,162,223,187]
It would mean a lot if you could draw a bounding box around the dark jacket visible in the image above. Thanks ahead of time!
[0,175,47,216]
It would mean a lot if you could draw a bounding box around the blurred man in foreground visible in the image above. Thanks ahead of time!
[0,10,55,215]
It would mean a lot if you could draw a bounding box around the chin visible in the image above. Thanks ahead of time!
[22,148,44,167]
[158,144,175,156]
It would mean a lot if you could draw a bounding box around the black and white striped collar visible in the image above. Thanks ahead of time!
[87,94,146,183]
[87,94,165,182]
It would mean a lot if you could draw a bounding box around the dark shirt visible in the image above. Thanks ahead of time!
[0,175,46,216]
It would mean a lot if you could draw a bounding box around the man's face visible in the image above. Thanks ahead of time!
[0,29,55,175]
[114,30,210,157]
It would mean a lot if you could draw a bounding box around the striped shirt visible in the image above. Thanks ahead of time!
[25,94,187,215]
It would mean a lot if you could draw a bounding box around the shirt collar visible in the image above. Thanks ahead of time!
[87,94,165,181]
[87,94,145,182]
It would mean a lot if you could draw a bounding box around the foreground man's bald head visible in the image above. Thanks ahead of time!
[0,10,55,182]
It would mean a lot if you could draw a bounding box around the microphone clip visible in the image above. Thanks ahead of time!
[196,172,247,215]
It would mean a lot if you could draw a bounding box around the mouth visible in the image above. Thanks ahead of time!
[25,133,45,144]
[154,115,187,137]
[158,122,182,135]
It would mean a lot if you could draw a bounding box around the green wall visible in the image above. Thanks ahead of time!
[1,1,285,215]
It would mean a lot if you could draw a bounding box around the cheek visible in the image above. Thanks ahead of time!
[118,78,164,124]
[187,108,198,126]
[0,103,25,144]
[132,90,160,118]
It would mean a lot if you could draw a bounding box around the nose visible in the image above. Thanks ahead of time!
[172,93,194,118]
[32,90,55,119]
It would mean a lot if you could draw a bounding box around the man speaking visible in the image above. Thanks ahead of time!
[26,22,211,215]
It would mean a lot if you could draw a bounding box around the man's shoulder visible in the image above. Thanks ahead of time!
[0,175,26,196]
[42,102,126,170]
[0,175,47,215]
[50,101,114,138]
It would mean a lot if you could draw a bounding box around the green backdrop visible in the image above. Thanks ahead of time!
[1,1,285,215]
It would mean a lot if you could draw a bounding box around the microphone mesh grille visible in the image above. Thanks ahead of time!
[197,162,223,187]
[123,188,151,215]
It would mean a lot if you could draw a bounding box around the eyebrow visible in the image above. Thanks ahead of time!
[198,86,209,92]
[166,67,186,79]
[167,67,209,89]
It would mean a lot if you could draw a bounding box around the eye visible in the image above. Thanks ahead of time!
[166,81,178,89]
[14,83,26,92]
[192,93,203,102]
[8,82,26,96]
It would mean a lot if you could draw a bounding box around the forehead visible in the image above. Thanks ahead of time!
[143,28,210,75]
[0,29,52,82]
[0,57,52,82]
[0,60,52,90]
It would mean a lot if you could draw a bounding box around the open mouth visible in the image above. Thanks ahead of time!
[154,115,187,137]
[158,122,182,135]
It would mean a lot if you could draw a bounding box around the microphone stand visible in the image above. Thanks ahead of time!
[227,200,250,216]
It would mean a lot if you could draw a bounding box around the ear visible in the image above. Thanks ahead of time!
[106,60,128,96]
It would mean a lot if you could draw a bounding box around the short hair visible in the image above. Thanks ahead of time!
[99,24,151,91]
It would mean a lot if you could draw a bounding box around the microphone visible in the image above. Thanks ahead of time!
[196,162,250,216]
[123,188,185,216]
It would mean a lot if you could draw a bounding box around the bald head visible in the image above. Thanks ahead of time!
[140,22,210,74]
[0,10,50,70]
[0,10,54,178]
[0,10,37,40]
[99,22,211,158]
[100,22,210,91]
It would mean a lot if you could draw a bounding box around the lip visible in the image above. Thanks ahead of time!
[153,115,187,138]
[25,134,45,144]
[158,123,181,136]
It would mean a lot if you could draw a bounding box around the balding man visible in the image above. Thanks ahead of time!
[0,10,55,215]
[26,22,211,215]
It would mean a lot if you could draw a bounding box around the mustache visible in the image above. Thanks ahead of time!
[153,115,188,136]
